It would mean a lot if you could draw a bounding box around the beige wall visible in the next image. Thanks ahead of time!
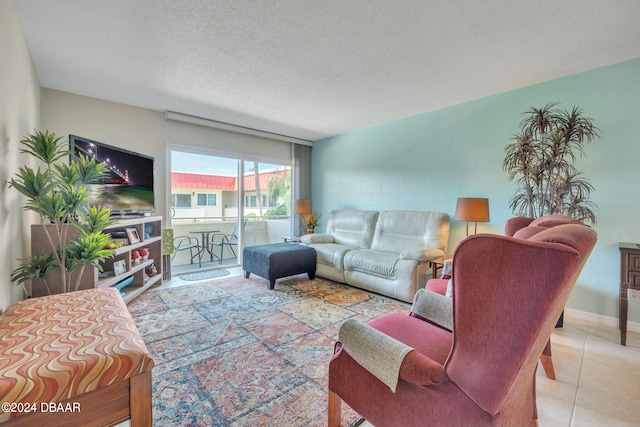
[0,1,41,310]
[41,89,293,225]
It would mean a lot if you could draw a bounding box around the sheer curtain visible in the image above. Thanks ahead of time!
[292,143,312,236]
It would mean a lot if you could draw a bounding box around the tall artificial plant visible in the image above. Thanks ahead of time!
[10,130,115,296]
[503,102,601,225]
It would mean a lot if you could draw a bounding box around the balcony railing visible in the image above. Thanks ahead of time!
[169,215,291,270]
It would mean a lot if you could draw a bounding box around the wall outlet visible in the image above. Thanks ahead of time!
[629,289,640,301]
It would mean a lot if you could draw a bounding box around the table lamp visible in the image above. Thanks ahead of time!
[295,199,312,234]
[295,199,312,215]
[455,197,490,237]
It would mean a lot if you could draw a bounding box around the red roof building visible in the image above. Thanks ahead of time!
[171,170,287,191]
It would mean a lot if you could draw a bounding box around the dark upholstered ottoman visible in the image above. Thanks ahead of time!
[243,243,317,289]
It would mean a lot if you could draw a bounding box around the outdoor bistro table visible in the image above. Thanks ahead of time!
[189,229,221,263]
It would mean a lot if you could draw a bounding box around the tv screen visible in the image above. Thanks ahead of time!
[69,134,155,216]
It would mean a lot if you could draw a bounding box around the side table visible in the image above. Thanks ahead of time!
[619,242,640,345]
[429,255,453,279]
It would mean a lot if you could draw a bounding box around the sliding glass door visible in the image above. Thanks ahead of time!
[169,149,292,275]
[242,161,292,247]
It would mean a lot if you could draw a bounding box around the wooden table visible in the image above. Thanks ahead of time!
[619,242,640,345]
[429,255,453,278]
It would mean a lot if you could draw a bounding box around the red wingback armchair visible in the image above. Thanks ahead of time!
[328,219,596,427]
[425,215,586,380]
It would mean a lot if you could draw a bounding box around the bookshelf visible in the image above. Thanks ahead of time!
[31,216,163,303]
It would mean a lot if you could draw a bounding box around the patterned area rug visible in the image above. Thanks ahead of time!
[128,274,408,426]
[179,269,230,281]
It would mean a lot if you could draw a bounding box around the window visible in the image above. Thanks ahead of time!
[172,194,191,208]
[244,194,272,208]
[197,193,217,206]
[245,195,257,207]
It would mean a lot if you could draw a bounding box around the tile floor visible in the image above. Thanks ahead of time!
[158,270,640,426]
[534,316,639,427]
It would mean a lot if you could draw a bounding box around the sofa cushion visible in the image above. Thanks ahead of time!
[345,249,402,277]
[371,211,449,254]
[326,210,379,249]
[314,243,358,269]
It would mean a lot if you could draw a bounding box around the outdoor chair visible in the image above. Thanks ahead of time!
[211,219,247,263]
[172,235,201,267]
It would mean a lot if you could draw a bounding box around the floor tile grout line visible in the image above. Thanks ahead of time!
[568,320,590,427]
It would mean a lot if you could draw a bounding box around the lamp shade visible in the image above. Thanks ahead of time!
[295,199,312,215]
[455,198,490,222]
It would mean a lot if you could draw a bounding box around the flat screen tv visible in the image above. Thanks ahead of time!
[69,134,155,216]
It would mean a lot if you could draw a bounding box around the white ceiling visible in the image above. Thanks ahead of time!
[13,0,640,141]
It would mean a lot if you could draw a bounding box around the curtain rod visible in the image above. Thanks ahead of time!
[165,111,313,146]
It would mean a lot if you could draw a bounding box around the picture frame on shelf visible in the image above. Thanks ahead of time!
[113,238,128,247]
[126,227,141,244]
[113,259,127,276]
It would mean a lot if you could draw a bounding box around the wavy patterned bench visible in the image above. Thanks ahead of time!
[0,288,154,426]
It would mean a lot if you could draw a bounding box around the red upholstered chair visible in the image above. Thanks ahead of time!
[425,214,585,380]
[328,221,596,427]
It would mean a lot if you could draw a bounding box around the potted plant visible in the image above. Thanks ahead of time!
[503,102,601,225]
[10,130,115,296]
[302,212,320,233]
[139,247,149,262]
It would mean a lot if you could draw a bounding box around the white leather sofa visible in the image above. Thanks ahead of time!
[301,210,450,302]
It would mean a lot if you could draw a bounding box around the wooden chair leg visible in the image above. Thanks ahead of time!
[328,390,342,427]
[540,354,556,380]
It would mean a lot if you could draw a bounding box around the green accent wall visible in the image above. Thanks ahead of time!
[311,58,640,322]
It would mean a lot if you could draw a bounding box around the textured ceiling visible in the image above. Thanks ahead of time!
[13,0,640,141]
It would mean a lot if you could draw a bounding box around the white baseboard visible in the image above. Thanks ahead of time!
[564,307,640,333]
